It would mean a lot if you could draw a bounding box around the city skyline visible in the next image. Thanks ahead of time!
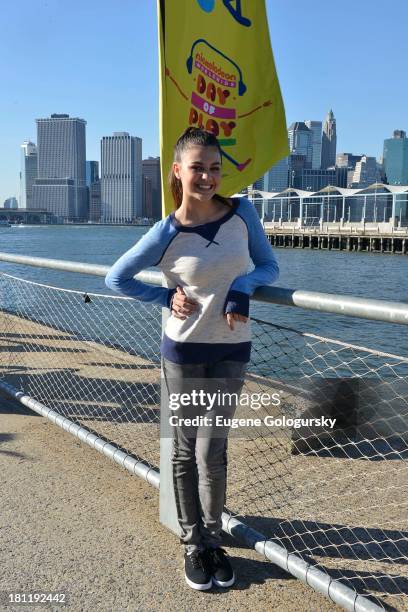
[11,109,408,217]
[1,0,407,204]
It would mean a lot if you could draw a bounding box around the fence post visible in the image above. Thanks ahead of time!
[159,307,182,536]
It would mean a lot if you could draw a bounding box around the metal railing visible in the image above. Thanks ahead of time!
[0,252,407,611]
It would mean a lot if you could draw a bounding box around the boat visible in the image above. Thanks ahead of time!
[0,219,11,227]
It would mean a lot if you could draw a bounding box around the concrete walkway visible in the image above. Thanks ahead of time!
[0,390,344,612]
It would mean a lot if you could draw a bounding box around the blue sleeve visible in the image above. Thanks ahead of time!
[105,217,178,307]
[224,198,279,317]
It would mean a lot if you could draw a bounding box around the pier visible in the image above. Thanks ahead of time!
[264,225,408,254]
[245,184,408,254]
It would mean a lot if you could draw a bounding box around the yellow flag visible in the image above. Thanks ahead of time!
[158,0,289,216]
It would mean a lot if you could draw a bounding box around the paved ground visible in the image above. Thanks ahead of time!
[0,390,345,612]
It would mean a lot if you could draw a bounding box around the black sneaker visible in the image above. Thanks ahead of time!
[206,547,235,587]
[184,550,212,591]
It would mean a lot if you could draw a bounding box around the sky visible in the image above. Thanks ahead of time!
[1,0,407,205]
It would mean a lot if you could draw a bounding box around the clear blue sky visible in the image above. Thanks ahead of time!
[1,0,407,205]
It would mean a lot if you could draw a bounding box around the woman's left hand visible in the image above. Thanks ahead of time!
[224,312,248,330]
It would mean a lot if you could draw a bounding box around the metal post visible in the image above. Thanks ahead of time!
[159,307,182,536]
[391,193,396,227]
[299,198,303,227]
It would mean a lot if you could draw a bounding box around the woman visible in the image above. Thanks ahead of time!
[105,127,279,591]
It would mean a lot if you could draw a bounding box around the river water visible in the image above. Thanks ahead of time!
[0,224,407,356]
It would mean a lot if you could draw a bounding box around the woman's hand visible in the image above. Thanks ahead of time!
[224,312,248,330]
[171,286,199,320]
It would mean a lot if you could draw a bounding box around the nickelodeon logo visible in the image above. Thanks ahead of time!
[188,46,240,144]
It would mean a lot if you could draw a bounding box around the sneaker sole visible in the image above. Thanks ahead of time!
[212,572,236,588]
[185,575,212,591]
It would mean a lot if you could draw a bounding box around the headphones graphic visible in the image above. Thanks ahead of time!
[196,0,215,10]
[195,0,251,27]
[186,39,247,96]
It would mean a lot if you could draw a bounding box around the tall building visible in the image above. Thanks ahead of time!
[288,122,312,167]
[347,155,379,188]
[288,153,306,187]
[142,156,162,219]
[321,110,337,169]
[298,168,336,191]
[304,120,322,170]
[143,176,153,218]
[89,181,101,222]
[4,197,18,209]
[20,141,37,209]
[101,132,142,223]
[336,153,362,188]
[263,157,289,192]
[86,161,99,186]
[32,114,87,221]
[383,130,408,185]
[85,161,99,221]
[252,176,265,191]
[335,167,349,188]
[336,153,362,169]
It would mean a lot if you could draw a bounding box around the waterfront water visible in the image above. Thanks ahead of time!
[0,224,407,356]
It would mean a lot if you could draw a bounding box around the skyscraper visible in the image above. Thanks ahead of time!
[252,176,265,191]
[4,197,18,209]
[143,176,153,218]
[288,122,312,167]
[288,153,306,187]
[336,153,362,169]
[85,161,99,221]
[142,156,162,219]
[298,168,336,191]
[383,130,408,185]
[20,141,37,208]
[304,120,322,170]
[101,133,142,223]
[347,156,379,188]
[86,161,99,186]
[321,110,337,169]
[263,157,289,192]
[32,114,87,220]
[89,180,101,222]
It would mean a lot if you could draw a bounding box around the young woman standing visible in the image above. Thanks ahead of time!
[105,127,279,590]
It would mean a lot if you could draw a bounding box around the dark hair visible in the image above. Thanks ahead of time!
[168,127,232,210]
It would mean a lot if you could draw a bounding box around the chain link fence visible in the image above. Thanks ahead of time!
[1,271,407,610]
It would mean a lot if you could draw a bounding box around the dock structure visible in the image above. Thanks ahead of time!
[241,183,408,254]
[264,226,408,254]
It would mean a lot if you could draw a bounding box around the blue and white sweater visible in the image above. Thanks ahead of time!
[105,197,279,364]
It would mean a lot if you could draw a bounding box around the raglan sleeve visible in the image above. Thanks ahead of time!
[224,200,279,317]
[105,221,176,308]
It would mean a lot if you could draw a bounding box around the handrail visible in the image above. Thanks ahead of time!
[1,252,407,325]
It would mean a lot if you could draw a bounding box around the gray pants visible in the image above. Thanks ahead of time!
[162,358,246,553]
